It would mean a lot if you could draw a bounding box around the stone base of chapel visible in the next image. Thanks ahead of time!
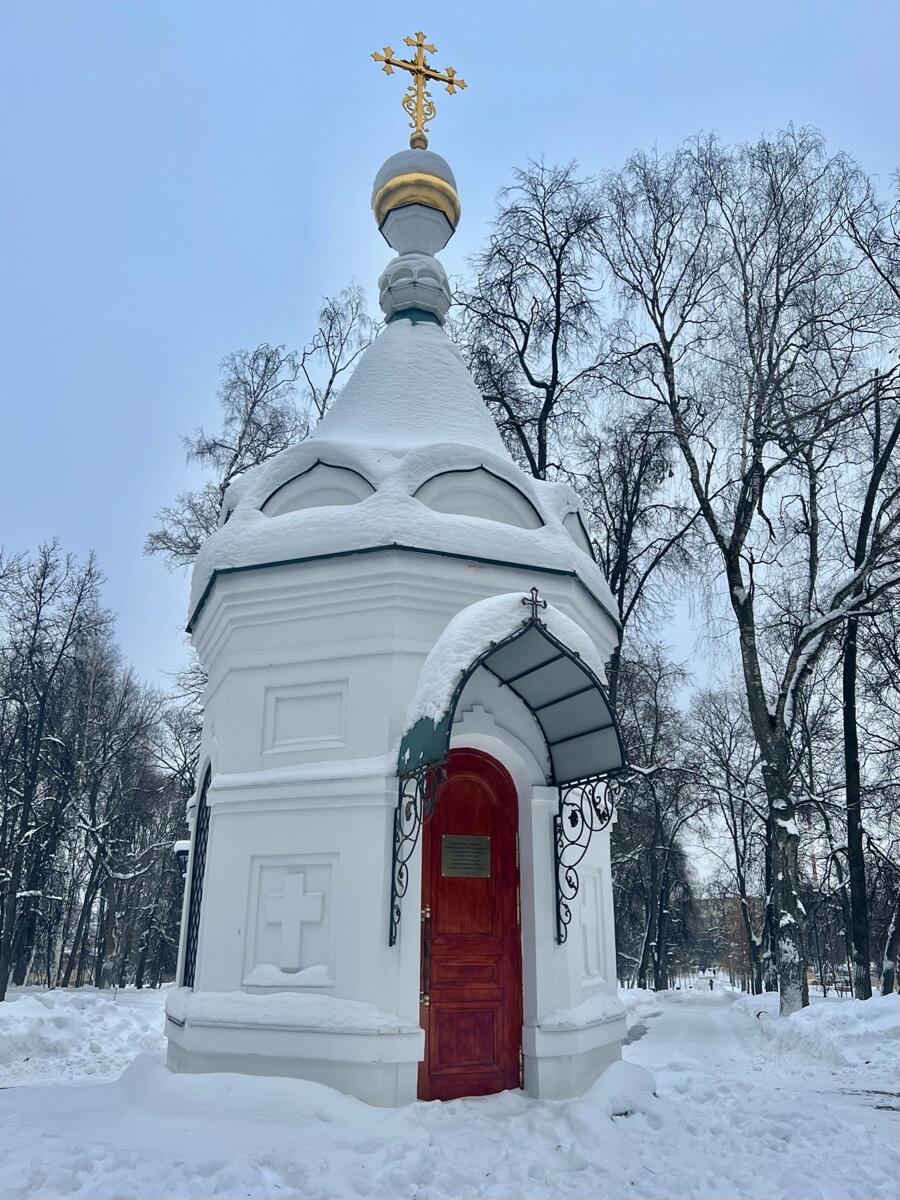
[165,1009,626,1106]
[165,1017,423,1107]
[524,1014,627,1100]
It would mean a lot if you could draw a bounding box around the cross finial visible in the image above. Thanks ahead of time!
[522,587,548,623]
[372,32,467,149]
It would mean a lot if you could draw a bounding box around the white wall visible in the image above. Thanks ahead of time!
[169,549,623,1103]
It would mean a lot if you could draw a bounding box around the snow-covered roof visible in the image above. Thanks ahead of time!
[187,146,622,635]
[372,149,457,200]
[398,594,625,784]
[313,318,507,454]
[189,323,619,627]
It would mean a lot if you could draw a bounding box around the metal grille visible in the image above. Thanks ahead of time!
[181,769,211,988]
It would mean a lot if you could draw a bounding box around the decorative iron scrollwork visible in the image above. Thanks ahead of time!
[389,764,446,946]
[553,774,620,944]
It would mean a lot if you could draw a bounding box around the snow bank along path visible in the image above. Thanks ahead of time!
[0,986,166,1087]
[0,986,897,1199]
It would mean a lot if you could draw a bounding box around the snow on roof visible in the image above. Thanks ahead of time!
[313,318,509,455]
[402,593,609,733]
[189,452,617,625]
[166,988,419,1036]
[371,149,457,200]
[188,318,619,628]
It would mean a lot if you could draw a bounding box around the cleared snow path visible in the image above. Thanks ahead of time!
[0,986,897,1199]
[625,989,898,1199]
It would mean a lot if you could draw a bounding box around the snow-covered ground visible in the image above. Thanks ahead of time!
[0,986,167,1087]
[0,984,897,1199]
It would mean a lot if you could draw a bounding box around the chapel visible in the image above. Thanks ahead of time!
[166,32,627,1106]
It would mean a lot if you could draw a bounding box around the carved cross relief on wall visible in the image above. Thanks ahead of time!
[264,873,324,972]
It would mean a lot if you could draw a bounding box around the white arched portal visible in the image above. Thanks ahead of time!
[393,591,627,1100]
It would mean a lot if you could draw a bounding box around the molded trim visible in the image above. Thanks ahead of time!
[562,511,597,562]
[187,544,621,634]
[261,460,375,515]
[413,465,544,529]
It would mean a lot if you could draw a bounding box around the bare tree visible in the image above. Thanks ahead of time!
[612,643,706,990]
[0,541,196,994]
[299,285,377,419]
[597,128,900,1012]
[689,687,767,993]
[577,404,698,704]
[145,344,306,568]
[0,544,103,1000]
[455,162,605,479]
[146,288,375,569]
[834,377,900,998]
[838,185,900,999]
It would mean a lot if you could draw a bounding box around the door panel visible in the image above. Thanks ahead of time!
[418,749,522,1100]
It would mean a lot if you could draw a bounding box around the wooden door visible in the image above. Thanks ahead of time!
[418,749,522,1100]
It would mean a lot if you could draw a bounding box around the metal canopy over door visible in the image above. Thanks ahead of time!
[390,590,627,951]
[418,749,522,1100]
[398,595,624,786]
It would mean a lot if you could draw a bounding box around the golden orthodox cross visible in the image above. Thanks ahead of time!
[372,32,466,149]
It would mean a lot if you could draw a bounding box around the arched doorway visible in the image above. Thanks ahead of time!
[418,749,523,1100]
[392,592,626,953]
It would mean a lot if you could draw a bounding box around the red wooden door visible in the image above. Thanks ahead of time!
[418,749,523,1100]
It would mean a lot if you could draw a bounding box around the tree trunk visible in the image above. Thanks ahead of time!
[842,615,872,999]
[62,859,101,987]
[653,865,671,990]
[607,643,622,711]
[881,894,900,995]
[0,839,27,1000]
[764,757,808,1015]
[762,815,779,991]
[117,906,136,989]
[93,890,107,986]
[738,893,763,995]
[98,877,119,989]
[636,852,659,989]
[11,905,38,987]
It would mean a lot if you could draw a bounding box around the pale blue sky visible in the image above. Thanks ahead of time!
[1,1,896,686]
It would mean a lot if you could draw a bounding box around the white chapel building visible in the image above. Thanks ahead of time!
[166,121,628,1105]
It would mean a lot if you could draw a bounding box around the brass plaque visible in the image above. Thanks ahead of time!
[441,834,491,878]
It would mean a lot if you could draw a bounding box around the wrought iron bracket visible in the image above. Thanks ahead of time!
[553,774,620,944]
[389,764,446,946]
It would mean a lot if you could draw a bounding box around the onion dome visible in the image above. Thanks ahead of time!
[372,150,460,239]
[371,149,459,324]
[187,143,617,632]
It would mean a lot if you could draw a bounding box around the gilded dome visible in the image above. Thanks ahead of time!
[371,149,460,230]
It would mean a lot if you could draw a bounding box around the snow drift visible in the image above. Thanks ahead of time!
[0,987,167,1086]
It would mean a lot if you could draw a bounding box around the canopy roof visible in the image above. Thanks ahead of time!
[399,596,625,786]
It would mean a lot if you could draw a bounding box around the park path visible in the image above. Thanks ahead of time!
[625,987,898,1140]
